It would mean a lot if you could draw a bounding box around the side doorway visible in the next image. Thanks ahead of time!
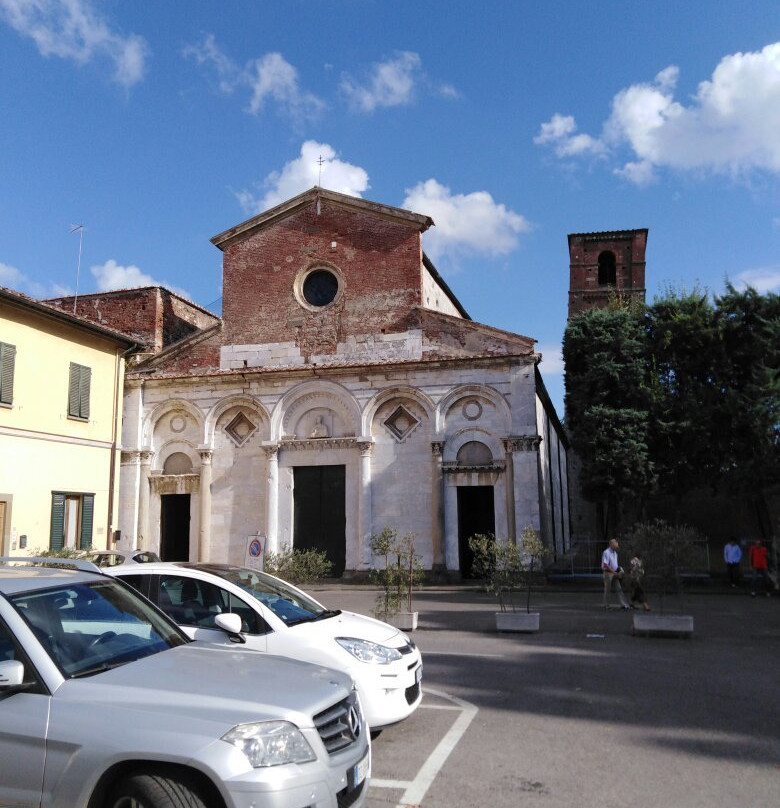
[457,486,496,578]
[160,494,190,561]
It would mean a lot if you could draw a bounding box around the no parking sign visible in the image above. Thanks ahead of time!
[244,534,266,570]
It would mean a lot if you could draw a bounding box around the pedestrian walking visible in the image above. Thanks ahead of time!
[723,537,742,588]
[601,539,629,610]
[629,556,651,611]
[748,539,772,597]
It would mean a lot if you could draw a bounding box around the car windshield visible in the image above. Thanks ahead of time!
[201,566,330,625]
[9,579,188,678]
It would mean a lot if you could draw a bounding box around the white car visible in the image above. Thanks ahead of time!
[0,557,370,808]
[107,562,423,730]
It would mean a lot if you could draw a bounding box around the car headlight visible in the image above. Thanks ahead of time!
[336,637,402,664]
[221,721,316,767]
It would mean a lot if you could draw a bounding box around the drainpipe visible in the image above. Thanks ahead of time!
[107,343,138,545]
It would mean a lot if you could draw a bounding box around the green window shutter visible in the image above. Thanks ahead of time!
[0,342,15,405]
[68,363,91,419]
[79,366,91,420]
[50,493,66,551]
[79,494,94,550]
[68,363,80,417]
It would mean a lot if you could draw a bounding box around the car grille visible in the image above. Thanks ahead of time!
[314,692,362,754]
[405,680,421,705]
[337,780,366,807]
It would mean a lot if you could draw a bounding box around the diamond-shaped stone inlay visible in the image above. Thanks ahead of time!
[383,405,420,442]
[225,412,257,447]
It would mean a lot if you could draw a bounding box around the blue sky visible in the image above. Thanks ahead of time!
[1,1,779,413]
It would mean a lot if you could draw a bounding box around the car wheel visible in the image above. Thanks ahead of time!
[109,772,209,808]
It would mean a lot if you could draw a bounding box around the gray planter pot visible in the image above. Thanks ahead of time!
[495,611,540,633]
[376,611,419,631]
[632,613,694,637]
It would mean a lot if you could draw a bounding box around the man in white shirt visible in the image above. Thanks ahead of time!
[602,539,629,609]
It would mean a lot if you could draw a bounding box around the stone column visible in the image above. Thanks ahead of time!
[431,441,446,572]
[264,444,280,554]
[136,450,153,551]
[502,438,518,543]
[198,449,213,562]
[511,435,543,536]
[357,440,373,568]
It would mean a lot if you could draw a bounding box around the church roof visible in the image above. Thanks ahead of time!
[210,187,434,250]
[1,285,138,347]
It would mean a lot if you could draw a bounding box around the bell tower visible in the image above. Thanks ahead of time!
[567,229,648,318]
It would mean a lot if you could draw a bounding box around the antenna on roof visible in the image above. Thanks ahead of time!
[69,224,85,313]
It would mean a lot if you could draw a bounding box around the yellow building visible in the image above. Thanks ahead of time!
[0,287,135,555]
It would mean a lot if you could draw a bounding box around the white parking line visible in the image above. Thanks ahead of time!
[370,686,478,808]
[422,651,504,658]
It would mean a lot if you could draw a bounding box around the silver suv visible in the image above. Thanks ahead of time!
[0,559,370,808]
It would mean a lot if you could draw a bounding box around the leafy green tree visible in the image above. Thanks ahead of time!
[714,283,780,538]
[563,304,654,536]
[646,289,723,510]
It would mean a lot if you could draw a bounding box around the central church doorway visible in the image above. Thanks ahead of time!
[293,465,346,576]
[160,494,190,561]
[457,486,496,577]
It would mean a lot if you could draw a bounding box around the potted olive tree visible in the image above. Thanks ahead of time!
[369,527,424,631]
[620,519,705,637]
[469,526,550,633]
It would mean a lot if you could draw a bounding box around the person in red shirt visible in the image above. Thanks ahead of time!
[748,539,771,597]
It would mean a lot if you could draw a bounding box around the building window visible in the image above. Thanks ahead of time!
[0,342,16,406]
[68,362,91,420]
[294,265,344,311]
[49,492,94,551]
[597,251,617,286]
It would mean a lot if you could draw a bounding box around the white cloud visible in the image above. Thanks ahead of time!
[536,342,565,375]
[341,51,422,112]
[245,52,325,121]
[235,141,370,214]
[732,267,780,293]
[0,260,45,296]
[0,0,148,88]
[534,114,603,157]
[182,33,238,94]
[403,179,531,261]
[0,260,25,288]
[184,35,324,123]
[91,259,189,298]
[536,42,780,183]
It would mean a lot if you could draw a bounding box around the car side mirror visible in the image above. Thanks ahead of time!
[0,660,25,690]
[214,613,245,642]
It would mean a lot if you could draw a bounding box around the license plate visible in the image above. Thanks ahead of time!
[352,750,370,788]
[415,664,423,684]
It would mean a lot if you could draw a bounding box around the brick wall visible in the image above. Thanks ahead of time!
[47,288,218,351]
[221,199,424,358]
[567,229,647,318]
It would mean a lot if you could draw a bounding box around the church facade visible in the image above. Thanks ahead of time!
[55,188,570,577]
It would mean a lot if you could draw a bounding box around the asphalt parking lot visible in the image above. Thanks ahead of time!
[312,583,780,808]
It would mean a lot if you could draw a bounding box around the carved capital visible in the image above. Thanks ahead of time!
[356,440,373,456]
[504,435,542,452]
[263,443,280,460]
[139,449,154,466]
[198,449,214,466]
[431,441,445,457]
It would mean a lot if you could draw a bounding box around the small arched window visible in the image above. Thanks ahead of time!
[163,452,193,475]
[597,251,617,286]
[456,441,493,466]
